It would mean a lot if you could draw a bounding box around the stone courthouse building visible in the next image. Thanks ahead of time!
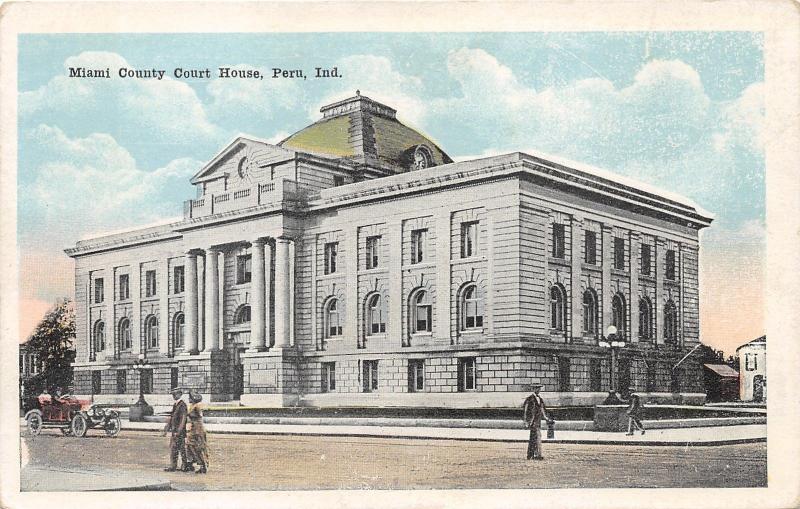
[66,93,713,407]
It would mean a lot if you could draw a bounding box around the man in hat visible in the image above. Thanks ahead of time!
[522,384,552,460]
[162,388,189,471]
[625,387,646,435]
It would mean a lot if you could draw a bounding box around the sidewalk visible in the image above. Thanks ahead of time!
[123,418,766,446]
[21,465,171,491]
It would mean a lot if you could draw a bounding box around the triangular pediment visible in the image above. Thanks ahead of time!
[190,136,296,184]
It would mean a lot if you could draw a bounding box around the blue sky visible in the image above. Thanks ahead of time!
[17,32,765,353]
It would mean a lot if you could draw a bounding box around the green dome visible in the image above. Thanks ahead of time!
[279,93,452,174]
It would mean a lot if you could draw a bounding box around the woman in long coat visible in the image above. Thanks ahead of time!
[186,391,209,474]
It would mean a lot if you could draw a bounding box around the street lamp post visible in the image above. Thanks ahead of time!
[129,353,154,421]
[599,325,626,404]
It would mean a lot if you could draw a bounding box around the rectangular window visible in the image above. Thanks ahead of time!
[321,362,336,392]
[558,357,571,392]
[641,245,652,276]
[457,357,477,392]
[92,371,102,395]
[410,229,427,264]
[94,278,104,303]
[324,242,338,275]
[362,360,378,393]
[646,364,656,392]
[666,249,676,280]
[584,231,597,264]
[173,266,185,294]
[145,270,157,297]
[119,274,130,300]
[366,235,381,269]
[745,353,758,371]
[613,237,625,270]
[237,255,252,284]
[170,367,179,390]
[408,359,425,392]
[589,358,602,392]
[333,175,344,187]
[116,370,127,394]
[552,223,565,258]
[140,369,153,395]
[460,221,478,258]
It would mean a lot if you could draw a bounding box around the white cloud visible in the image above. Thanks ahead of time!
[207,64,303,123]
[20,51,221,145]
[310,55,428,126]
[21,125,201,248]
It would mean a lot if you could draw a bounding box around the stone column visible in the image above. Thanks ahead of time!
[197,255,205,351]
[218,250,226,348]
[249,238,267,351]
[185,251,199,354]
[204,247,220,352]
[274,237,293,348]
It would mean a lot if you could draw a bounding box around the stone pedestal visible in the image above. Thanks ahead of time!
[240,347,300,407]
[177,351,230,402]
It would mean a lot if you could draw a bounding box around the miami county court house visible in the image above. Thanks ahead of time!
[65,93,714,408]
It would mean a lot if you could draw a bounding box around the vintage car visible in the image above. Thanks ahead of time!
[24,393,121,438]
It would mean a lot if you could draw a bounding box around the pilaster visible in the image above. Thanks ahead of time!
[655,238,666,345]
[159,258,170,355]
[387,220,403,344]
[630,232,641,343]
[601,225,613,333]
[570,215,583,341]
[435,209,451,343]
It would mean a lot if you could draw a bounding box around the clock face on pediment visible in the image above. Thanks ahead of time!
[233,144,263,185]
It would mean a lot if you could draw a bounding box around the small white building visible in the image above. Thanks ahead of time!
[736,335,766,402]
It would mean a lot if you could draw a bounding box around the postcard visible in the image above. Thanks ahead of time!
[1,1,798,508]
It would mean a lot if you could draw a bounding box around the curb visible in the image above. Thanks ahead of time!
[119,423,767,446]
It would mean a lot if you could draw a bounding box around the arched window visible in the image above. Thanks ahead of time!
[173,313,185,348]
[93,320,105,352]
[411,290,432,334]
[550,285,566,331]
[366,294,386,335]
[664,300,678,344]
[235,305,251,325]
[461,284,484,330]
[145,315,159,349]
[582,289,598,336]
[612,294,626,340]
[118,318,131,351]
[325,298,342,338]
[639,298,652,340]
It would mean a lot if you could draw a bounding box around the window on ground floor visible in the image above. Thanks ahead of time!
[116,370,127,394]
[140,368,153,395]
[589,358,602,392]
[408,359,425,392]
[457,357,477,392]
[362,360,378,392]
[322,362,336,392]
[91,371,102,395]
[558,357,571,392]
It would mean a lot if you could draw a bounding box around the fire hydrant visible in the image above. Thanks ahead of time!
[547,419,556,439]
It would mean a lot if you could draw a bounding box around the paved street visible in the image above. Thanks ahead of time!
[21,429,766,490]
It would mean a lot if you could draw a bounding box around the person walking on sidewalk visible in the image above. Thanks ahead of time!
[625,387,646,436]
[162,388,189,471]
[185,391,209,474]
[523,384,552,460]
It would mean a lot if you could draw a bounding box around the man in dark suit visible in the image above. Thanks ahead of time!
[162,388,189,471]
[523,384,552,460]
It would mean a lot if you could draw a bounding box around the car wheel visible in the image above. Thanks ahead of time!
[70,413,88,438]
[105,415,121,437]
[25,410,43,436]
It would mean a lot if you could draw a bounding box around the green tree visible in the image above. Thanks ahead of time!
[24,299,76,398]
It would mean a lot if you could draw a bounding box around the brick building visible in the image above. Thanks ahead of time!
[66,93,713,408]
